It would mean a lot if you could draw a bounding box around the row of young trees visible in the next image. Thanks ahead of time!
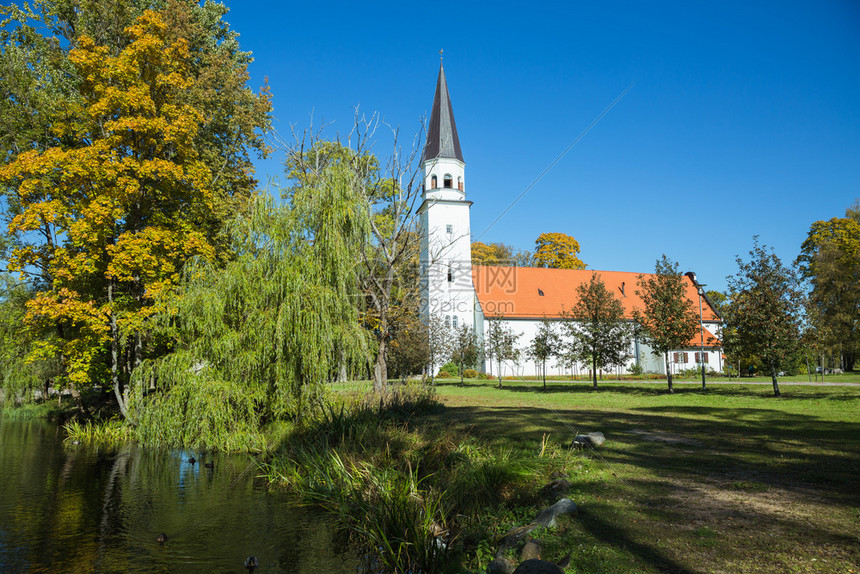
[431,233,833,399]
[424,256,701,393]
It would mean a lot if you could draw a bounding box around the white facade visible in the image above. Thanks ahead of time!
[474,313,723,379]
[418,156,475,331]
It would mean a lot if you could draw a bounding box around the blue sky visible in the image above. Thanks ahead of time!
[225,0,860,292]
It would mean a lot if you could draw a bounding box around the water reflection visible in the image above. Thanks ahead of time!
[0,416,356,573]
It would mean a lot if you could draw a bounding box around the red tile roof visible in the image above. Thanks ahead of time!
[471,266,720,323]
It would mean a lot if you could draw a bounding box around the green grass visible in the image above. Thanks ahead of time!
[329,379,860,573]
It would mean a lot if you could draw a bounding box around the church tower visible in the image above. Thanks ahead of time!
[419,61,475,331]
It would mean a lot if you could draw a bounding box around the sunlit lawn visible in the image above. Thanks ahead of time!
[335,377,860,573]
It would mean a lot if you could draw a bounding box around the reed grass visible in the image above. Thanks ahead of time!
[263,380,585,572]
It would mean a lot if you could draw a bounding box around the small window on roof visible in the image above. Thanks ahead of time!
[538,289,545,296]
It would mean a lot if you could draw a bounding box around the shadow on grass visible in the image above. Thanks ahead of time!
[576,504,701,574]
[428,403,860,506]
[434,379,860,402]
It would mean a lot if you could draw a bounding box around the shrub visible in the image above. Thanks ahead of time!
[463,368,478,379]
[439,362,457,376]
[437,370,452,378]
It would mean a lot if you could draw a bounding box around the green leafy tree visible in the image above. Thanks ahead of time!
[724,238,803,397]
[795,203,860,371]
[425,313,452,384]
[0,2,271,417]
[130,164,370,447]
[450,324,480,385]
[484,318,521,388]
[533,232,585,269]
[563,272,632,389]
[0,277,60,403]
[528,318,560,390]
[286,127,422,392]
[635,256,699,393]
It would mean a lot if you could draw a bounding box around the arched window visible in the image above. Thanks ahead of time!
[448,265,453,283]
[443,174,453,188]
[452,315,458,328]
[444,315,451,328]
[431,175,437,189]
[457,176,463,191]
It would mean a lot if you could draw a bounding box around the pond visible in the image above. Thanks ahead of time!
[0,415,358,573]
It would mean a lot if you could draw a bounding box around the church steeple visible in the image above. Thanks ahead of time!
[423,62,464,162]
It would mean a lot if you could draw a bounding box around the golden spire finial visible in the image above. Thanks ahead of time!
[439,49,443,62]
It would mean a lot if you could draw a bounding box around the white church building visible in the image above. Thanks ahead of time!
[418,63,722,378]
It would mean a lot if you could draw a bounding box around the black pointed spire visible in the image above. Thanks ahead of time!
[423,62,463,162]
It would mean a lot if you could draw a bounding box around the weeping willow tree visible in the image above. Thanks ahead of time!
[0,278,61,404]
[128,159,371,449]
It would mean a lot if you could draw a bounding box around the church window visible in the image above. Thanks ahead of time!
[446,224,453,234]
[448,265,453,283]
[452,315,458,328]
[457,176,463,191]
[443,174,453,188]
[431,175,437,189]
[445,315,451,328]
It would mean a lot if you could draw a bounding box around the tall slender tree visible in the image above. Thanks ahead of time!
[724,238,803,397]
[485,318,521,388]
[795,203,860,372]
[635,256,699,393]
[528,318,560,390]
[563,272,631,389]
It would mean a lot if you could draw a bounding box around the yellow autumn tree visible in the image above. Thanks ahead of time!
[533,232,585,269]
[0,11,221,417]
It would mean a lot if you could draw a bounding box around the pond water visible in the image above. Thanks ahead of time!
[0,416,357,573]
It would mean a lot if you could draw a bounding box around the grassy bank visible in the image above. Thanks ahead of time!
[5,378,859,572]
[406,379,859,573]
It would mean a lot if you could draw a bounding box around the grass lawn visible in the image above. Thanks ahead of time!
[367,378,860,573]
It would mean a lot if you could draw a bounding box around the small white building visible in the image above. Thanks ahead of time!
[418,62,722,378]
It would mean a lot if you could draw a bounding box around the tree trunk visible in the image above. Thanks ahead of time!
[542,359,546,391]
[771,366,781,397]
[592,355,598,389]
[108,282,131,420]
[68,387,91,419]
[373,338,387,392]
[664,352,674,393]
[497,358,503,388]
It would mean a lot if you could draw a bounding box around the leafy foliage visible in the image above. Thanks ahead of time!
[533,232,585,269]
[286,132,422,391]
[635,256,699,392]
[563,272,631,389]
[471,241,532,266]
[450,325,480,385]
[0,3,271,416]
[795,203,860,371]
[484,319,521,387]
[724,238,803,396]
[129,159,371,449]
[527,318,560,389]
